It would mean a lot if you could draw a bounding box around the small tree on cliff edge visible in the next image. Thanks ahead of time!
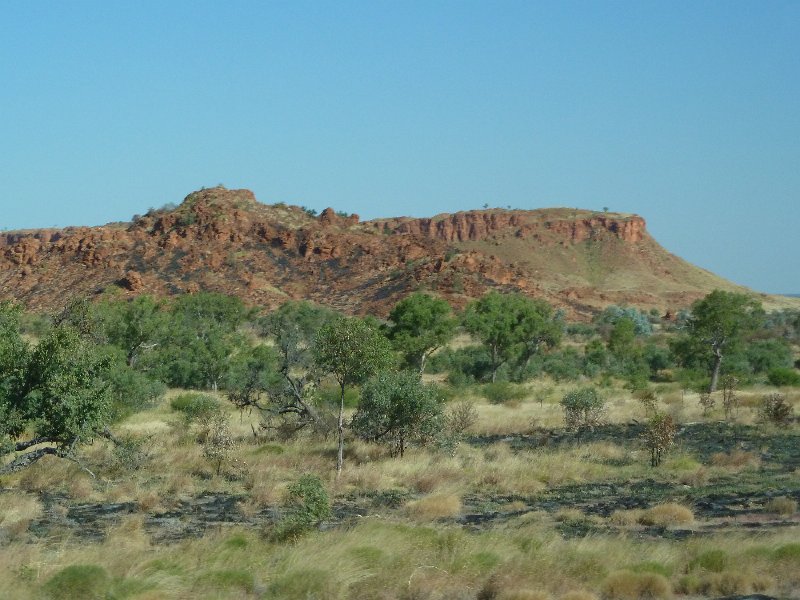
[313,317,393,474]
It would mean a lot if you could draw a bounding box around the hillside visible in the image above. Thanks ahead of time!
[1,186,795,317]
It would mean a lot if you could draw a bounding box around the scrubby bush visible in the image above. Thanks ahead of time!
[745,338,793,374]
[427,346,495,384]
[720,375,739,420]
[538,347,584,382]
[446,399,478,436]
[643,413,676,467]
[759,392,794,426]
[202,413,236,476]
[698,391,715,416]
[106,362,166,420]
[274,474,331,540]
[110,434,152,472]
[594,305,653,336]
[633,388,658,415]
[560,387,605,430]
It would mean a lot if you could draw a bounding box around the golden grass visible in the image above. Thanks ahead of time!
[601,570,672,599]
[764,496,797,516]
[0,383,797,598]
[0,520,797,599]
[0,491,42,539]
[405,494,462,521]
[560,591,599,600]
[709,449,760,470]
[638,504,694,527]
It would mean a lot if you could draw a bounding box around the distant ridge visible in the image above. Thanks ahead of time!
[1,186,799,318]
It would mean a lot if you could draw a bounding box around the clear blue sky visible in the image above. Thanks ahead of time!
[1,1,798,293]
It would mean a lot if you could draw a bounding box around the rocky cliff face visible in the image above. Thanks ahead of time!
[0,187,754,317]
[370,211,646,244]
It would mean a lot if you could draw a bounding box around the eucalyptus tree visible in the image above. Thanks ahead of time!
[313,317,393,473]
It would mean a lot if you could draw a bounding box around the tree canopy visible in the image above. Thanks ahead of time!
[352,371,443,457]
[0,302,114,474]
[463,292,561,382]
[313,316,394,472]
[679,290,764,391]
[386,293,457,375]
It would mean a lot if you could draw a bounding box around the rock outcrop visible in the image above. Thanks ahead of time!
[0,186,766,318]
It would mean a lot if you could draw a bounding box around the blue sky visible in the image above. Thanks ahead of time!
[1,1,798,293]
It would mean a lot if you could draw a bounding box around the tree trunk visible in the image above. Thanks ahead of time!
[0,447,59,474]
[491,345,499,383]
[336,383,345,476]
[709,348,723,392]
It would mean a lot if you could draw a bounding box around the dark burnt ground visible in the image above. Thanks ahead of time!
[470,421,800,472]
[457,421,800,536]
[17,422,800,543]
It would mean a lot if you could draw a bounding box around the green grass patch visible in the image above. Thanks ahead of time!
[43,565,110,600]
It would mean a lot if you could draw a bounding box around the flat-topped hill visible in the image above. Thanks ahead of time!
[1,186,795,317]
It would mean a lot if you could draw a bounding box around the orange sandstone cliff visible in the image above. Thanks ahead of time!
[0,187,774,317]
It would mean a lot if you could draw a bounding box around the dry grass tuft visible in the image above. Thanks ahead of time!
[764,496,797,516]
[601,570,672,599]
[638,503,693,527]
[678,467,709,487]
[0,491,42,539]
[406,494,462,521]
[693,571,773,596]
[560,591,598,600]
[67,476,95,500]
[135,490,163,513]
[409,467,462,493]
[608,510,643,527]
[499,590,551,600]
[709,449,760,470]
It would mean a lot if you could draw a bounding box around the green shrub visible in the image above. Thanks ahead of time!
[767,367,800,386]
[170,393,221,422]
[560,387,605,430]
[107,365,166,420]
[481,381,527,405]
[541,347,584,381]
[274,474,331,541]
[43,565,110,600]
